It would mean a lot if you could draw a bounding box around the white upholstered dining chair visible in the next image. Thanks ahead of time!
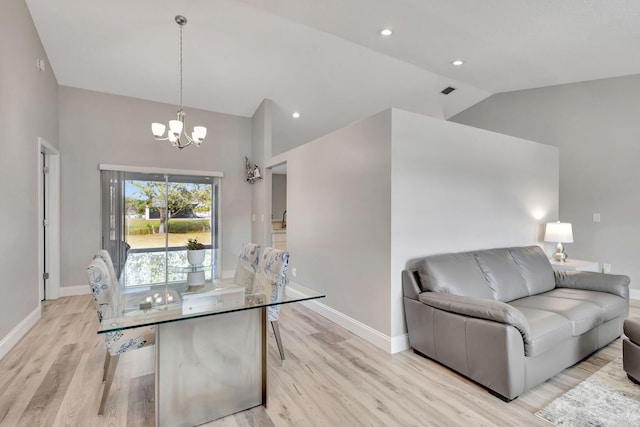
[233,242,261,293]
[86,257,155,415]
[94,249,119,289]
[254,247,289,360]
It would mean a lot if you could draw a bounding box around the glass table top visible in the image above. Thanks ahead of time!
[100,260,325,333]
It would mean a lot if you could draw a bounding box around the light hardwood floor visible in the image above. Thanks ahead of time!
[1,295,638,426]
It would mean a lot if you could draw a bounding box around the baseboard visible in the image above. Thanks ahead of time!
[0,305,41,361]
[285,285,409,354]
[390,333,410,354]
[630,288,640,300]
[59,285,90,297]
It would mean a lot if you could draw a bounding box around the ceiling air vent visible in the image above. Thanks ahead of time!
[441,86,456,95]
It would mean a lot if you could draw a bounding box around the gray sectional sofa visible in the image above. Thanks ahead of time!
[402,246,630,401]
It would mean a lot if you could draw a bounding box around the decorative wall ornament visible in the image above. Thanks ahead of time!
[245,157,263,184]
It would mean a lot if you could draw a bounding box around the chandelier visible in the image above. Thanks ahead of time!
[151,15,206,149]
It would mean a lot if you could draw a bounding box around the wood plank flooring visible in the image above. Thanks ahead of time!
[0,295,638,426]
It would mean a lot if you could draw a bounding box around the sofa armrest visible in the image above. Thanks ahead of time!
[554,270,630,299]
[402,270,422,300]
[418,292,531,342]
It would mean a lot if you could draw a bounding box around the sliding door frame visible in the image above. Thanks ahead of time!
[99,164,224,282]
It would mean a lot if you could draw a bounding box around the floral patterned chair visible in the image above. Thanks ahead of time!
[233,243,261,293]
[94,249,119,289]
[86,257,155,415]
[254,247,290,360]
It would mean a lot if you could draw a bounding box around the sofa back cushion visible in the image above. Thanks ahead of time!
[474,249,529,302]
[417,252,494,299]
[508,246,555,295]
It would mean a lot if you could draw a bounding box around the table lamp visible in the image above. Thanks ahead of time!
[544,221,574,261]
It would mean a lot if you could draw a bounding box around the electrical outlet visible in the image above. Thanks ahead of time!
[252,213,255,222]
[291,267,297,277]
[593,213,601,222]
[603,263,611,273]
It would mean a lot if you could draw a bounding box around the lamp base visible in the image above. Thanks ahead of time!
[553,242,568,262]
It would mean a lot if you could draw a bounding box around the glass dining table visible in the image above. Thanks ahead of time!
[100,253,325,427]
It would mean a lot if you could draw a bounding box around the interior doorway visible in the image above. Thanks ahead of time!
[270,162,287,251]
[38,137,60,300]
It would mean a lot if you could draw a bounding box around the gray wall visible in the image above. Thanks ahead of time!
[390,109,559,337]
[271,174,287,220]
[0,0,58,339]
[450,74,640,291]
[286,110,393,335]
[58,87,252,287]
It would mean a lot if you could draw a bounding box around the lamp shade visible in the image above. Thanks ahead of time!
[193,126,207,140]
[151,122,166,137]
[169,120,183,135]
[544,222,573,243]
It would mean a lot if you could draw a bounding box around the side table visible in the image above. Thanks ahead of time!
[549,258,599,272]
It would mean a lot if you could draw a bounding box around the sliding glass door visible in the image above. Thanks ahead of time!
[101,168,221,287]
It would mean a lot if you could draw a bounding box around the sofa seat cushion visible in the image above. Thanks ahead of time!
[509,295,604,336]
[542,288,627,322]
[516,307,572,357]
[624,317,640,344]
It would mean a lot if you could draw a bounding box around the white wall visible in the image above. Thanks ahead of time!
[390,110,559,338]
[58,87,252,288]
[272,108,558,351]
[0,0,58,344]
[250,99,273,247]
[285,110,393,335]
[450,74,640,292]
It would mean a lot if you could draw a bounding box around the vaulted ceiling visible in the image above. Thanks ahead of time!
[26,0,640,153]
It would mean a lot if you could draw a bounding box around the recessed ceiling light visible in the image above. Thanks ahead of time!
[451,59,465,66]
[292,112,301,119]
[379,28,393,36]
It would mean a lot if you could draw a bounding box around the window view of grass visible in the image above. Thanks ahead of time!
[125,220,211,249]
[124,180,213,250]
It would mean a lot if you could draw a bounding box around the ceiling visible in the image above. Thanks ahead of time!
[26,0,640,153]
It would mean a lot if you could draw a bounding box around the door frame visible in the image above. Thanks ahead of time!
[38,137,61,300]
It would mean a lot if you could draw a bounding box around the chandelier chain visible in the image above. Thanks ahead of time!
[179,23,183,110]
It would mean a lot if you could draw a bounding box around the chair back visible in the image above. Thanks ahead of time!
[86,257,116,322]
[254,247,289,321]
[94,249,119,289]
[234,243,261,292]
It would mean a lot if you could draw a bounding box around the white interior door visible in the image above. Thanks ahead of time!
[40,152,48,300]
[38,137,60,300]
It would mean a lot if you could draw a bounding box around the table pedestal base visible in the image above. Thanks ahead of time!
[155,308,266,426]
